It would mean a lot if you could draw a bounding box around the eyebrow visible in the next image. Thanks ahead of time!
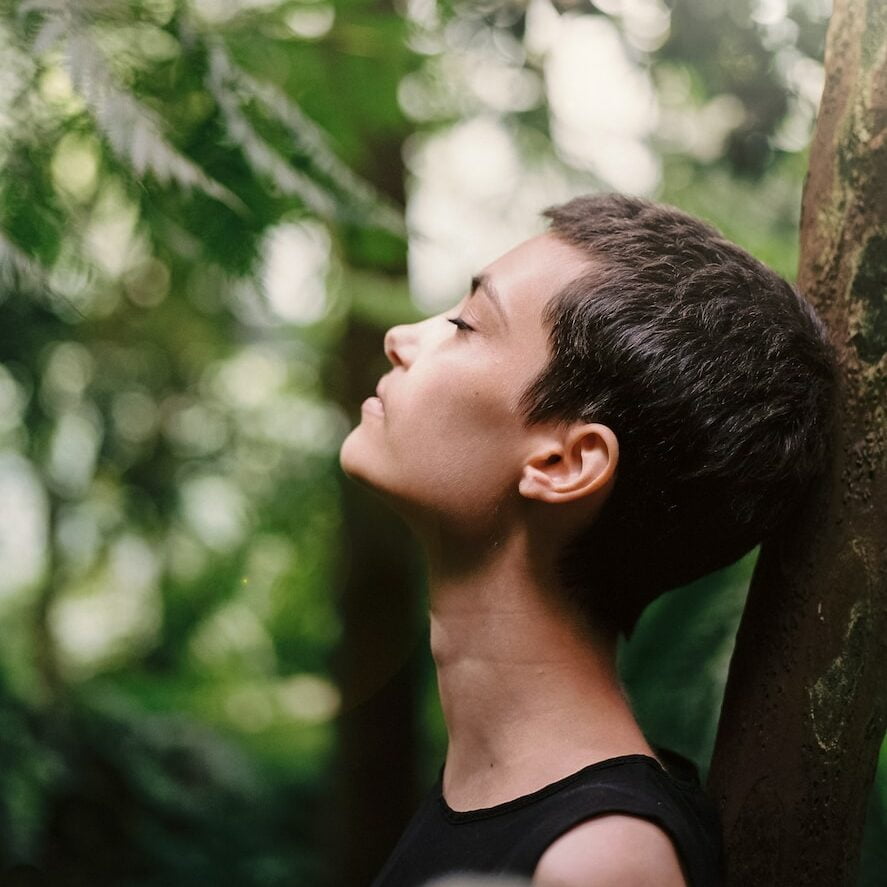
[470,274,509,331]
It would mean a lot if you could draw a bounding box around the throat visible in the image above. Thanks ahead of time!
[427,540,651,815]
[433,627,654,813]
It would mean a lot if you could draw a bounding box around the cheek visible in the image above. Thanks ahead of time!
[395,381,520,491]
[402,376,507,446]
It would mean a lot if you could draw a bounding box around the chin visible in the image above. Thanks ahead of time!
[339,431,385,489]
[338,429,366,479]
[340,437,420,519]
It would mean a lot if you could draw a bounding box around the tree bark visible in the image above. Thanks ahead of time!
[707,1,887,884]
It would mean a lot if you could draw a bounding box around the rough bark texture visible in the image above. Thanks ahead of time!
[707,1,887,884]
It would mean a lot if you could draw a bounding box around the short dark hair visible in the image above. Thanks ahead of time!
[516,194,837,639]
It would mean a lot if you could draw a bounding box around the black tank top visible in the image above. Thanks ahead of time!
[370,747,724,886]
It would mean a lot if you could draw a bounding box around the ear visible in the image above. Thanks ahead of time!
[518,423,619,505]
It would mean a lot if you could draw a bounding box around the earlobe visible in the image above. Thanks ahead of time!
[519,424,618,504]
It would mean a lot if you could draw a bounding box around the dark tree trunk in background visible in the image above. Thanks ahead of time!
[708,1,887,884]
[325,107,424,884]
[328,308,424,887]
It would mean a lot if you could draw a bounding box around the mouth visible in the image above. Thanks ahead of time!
[361,395,385,416]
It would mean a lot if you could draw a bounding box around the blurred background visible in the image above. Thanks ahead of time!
[0,0,883,884]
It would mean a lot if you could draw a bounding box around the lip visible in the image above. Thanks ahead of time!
[361,396,385,416]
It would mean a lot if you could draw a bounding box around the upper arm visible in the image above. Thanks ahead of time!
[532,814,688,887]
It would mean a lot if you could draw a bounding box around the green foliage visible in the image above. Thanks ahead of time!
[0,1,406,881]
[0,679,328,885]
[0,0,882,884]
[618,550,757,781]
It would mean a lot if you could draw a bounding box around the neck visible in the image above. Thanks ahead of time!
[426,531,656,811]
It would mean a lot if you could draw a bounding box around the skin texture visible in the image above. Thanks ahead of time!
[339,233,685,884]
[534,815,687,886]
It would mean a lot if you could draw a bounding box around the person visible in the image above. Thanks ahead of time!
[338,194,837,886]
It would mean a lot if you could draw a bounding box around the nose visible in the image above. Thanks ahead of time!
[384,313,442,368]
[384,323,411,368]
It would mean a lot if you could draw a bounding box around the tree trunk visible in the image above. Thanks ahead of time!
[324,105,424,884]
[707,1,887,884]
[326,310,424,887]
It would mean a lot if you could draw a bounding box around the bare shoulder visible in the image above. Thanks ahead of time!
[532,814,688,887]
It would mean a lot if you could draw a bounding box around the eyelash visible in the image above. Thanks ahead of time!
[447,316,474,332]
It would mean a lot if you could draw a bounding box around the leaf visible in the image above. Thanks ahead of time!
[206,41,404,234]
[30,13,67,54]
[46,22,247,213]
[0,229,52,293]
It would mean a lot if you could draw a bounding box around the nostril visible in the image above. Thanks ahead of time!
[384,326,404,367]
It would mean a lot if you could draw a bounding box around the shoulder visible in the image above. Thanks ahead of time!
[533,814,688,887]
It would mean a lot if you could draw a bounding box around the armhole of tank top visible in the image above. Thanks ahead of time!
[532,810,694,887]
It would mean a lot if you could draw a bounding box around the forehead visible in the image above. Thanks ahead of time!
[481,233,593,320]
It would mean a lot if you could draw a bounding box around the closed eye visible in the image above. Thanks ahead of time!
[447,316,474,332]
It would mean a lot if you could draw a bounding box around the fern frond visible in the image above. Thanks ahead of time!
[0,230,52,293]
[46,22,246,212]
[18,0,66,18]
[207,44,338,218]
[30,12,68,54]
[0,229,103,322]
[207,43,405,235]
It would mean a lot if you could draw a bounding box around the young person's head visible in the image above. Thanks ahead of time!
[339,194,837,640]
